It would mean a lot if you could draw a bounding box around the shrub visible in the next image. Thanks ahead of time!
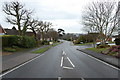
[18,36,36,48]
[41,40,49,45]
[2,35,19,47]
[2,35,36,48]
[67,38,71,41]
[108,45,120,57]
[97,44,110,48]
[74,40,81,44]
[114,38,120,45]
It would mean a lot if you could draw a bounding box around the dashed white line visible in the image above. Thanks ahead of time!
[67,57,75,68]
[58,77,62,80]
[61,57,63,67]
[82,52,120,71]
[81,77,85,80]
[0,54,45,77]
[62,51,66,56]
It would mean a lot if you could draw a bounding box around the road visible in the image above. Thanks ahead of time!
[1,41,119,79]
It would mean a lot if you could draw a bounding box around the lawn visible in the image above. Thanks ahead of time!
[32,46,50,54]
[76,42,93,46]
[86,47,110,53]
[3,47,35,52]
[32,43,60,54]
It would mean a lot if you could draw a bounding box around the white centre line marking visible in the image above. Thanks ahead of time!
[0,54,45,77]
[58,77,62,80]
[67,57,75,68]
[60,57,63,67]
[63,66,74,69]
[82,52,120,71]
[62,51,65,55]
[81,77,85,80]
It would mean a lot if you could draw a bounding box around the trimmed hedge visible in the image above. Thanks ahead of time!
[18,36,36,48]
[2,35,19,47]
[2,35,36,48]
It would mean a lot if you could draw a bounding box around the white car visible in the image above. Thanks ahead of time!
[96,42,109,46]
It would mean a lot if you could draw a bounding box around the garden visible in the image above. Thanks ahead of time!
[87,38,120,58]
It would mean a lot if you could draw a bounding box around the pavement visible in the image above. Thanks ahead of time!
[1,41,119,79]
[2,45,49,73]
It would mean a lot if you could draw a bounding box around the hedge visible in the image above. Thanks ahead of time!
[18,36,36,48]
[2,35,36,48]
[114,38,120,45]
[2,35,19,47]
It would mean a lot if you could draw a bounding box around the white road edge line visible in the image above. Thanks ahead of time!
[82,52,120,71]
[63,66,74,69]
[67,57,75,68]
[81,77,85,80]
[58,77,62,80]
[0,54,45,77]
[61,57,63,67]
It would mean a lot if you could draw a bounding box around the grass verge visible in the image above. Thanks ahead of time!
[75,42,93,46]
[32,43,60,54]
[86,47,109,53]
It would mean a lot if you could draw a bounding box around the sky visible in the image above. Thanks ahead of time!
[0,0,119,33]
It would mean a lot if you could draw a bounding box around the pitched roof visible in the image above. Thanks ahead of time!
[0,25,6,33]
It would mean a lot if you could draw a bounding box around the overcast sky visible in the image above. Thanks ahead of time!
[0,0,119,33]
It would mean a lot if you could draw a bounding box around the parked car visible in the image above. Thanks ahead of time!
[96,41,109,46]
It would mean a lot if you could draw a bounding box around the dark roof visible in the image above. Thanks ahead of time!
[4,28,18,35]
[26,32,34,36]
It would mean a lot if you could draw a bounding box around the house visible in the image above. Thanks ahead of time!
[0,25,6,35]
[26,32,34,36]
[5,27,19,35]
[4,26,36,37]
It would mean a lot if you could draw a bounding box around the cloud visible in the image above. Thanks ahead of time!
[0,0,119,33]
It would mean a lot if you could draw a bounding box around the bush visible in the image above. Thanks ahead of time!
[74,40,81,44]
[18,36,36,48]
[108,45,120,57]
[114,38,120,45]
[97,44,110,48]
[67,38,71,41]
[40,40,49,45]
[2,35,36,48]
[2,35,19,47]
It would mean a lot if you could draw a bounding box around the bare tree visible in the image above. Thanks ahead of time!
[37,21,52,41]
[44,22,52,34]
[28,19,39,41]
[82,2,119,44]
[3,1,32,36]
[46,28,59,41]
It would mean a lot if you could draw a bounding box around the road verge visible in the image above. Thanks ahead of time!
[77,49,120,69]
